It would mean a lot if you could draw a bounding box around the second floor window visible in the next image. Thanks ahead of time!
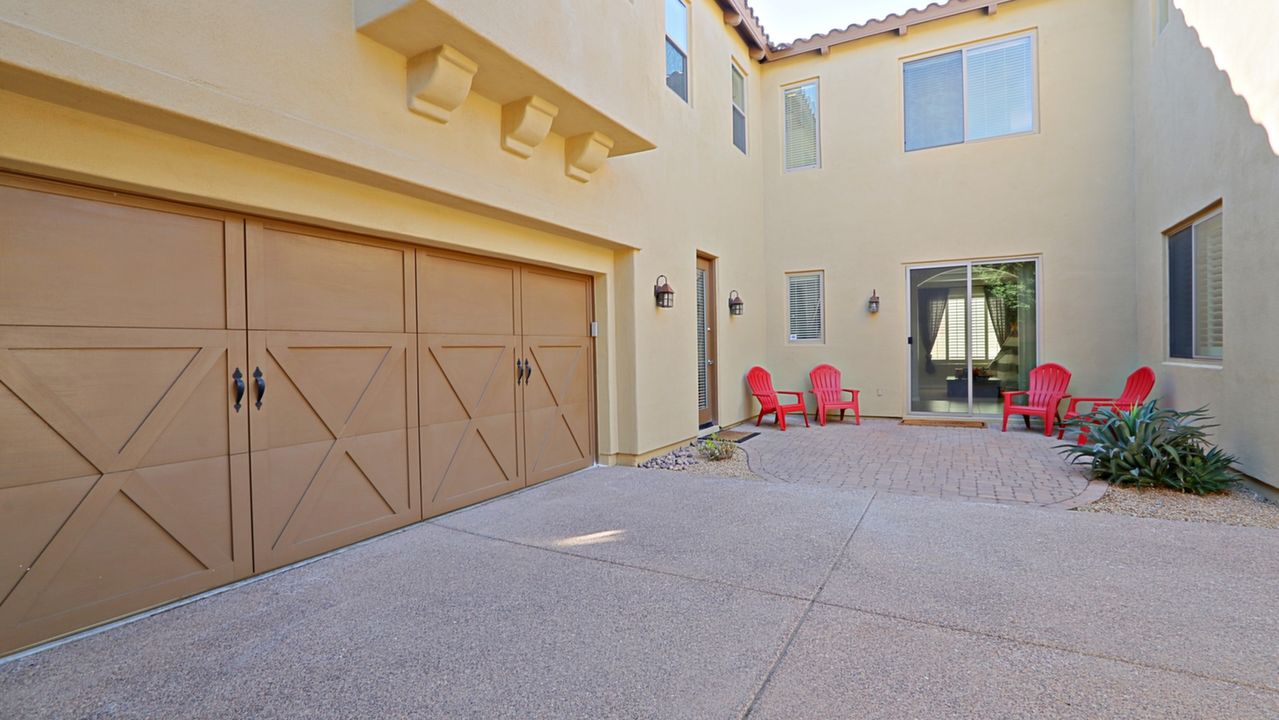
[665,0,690,101]
[783,80,820,171]
[731,65,747,153]
[904,34,1036,152]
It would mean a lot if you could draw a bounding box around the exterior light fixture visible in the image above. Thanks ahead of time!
[654,275,675,308]
[867,289,880,314]
[728,290,744,316]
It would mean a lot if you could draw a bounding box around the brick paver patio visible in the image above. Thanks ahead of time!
[742,417,1093,506]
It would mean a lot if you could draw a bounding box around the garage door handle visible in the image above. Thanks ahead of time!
[515,358,524,385]
[232,368,245,412]
[522,359,532,384]
[253,367,266,409]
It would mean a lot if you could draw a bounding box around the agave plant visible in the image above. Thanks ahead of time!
[1057,402,1238,494]
[696,433,737,462]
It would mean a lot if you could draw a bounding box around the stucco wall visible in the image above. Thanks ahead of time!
[0,0,769,462]
[758,0,1136,420]
[1131,0,1279,485]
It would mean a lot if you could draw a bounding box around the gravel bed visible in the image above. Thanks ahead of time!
[637,443,762,480]
[1075,483,1279,529]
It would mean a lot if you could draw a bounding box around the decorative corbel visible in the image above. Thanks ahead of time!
[564,131,614,183]
[406,45,478,123]
[501,96,559,158]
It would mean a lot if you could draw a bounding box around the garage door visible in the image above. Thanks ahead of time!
[0,178,252,654]
[417,251,595,515]
[0,176,596,653]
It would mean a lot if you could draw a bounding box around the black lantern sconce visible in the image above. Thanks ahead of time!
[867,289,880,314]
[654,275,675,308]
[728,290,744,316]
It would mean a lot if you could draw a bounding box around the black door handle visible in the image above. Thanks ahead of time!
[253,367,266,409]
[522,358,532,385]
[515,358,524,385]
[232,368,245,412]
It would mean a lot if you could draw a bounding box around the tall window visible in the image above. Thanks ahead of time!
[904,34,1035,151]
[783,80,820,171]
[665,0,689,102]
[731,64,747,153]
[1156,0,1170,33]
[1168,210,1224,360]
[787,271,824,342]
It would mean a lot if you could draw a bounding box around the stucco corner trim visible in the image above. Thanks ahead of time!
[406,44,477,123]
[564,132,614,183]
[501,95,560,158]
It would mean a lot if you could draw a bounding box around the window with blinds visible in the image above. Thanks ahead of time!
[787,272,824,342]
[903,34,1035,151]
[783,80,820,171]
[665,0,689,101]
[929,294,1003,362]
[731,64,747,154]
[1168,210,1224,360]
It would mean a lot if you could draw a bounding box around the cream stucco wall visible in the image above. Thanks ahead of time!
[1131,0,1279,484]
[758,0,1136,420]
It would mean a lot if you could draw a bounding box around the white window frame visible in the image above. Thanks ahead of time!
[786,270,825,344]
[1165,207,1224,363]
[782,79,821,172]
[665,0,690,103]
[731,61,748,154]
[902,31,1039,152]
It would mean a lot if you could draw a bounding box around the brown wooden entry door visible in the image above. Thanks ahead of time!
[246,222,419,571]
[696,256,718,428]
[0,178,251,654]
[521,267,594,484]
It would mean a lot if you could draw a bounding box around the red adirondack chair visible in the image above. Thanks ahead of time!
[808,364,861,426]
[1001,362,1072,436]
[1058,366,1156,443]
[747,366,809,431]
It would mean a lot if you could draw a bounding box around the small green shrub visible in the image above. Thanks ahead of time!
[1057,402,1239,495]
[696,434,737,461]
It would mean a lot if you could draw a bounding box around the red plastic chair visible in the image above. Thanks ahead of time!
[1058,366,1156,443]
[747,366,809,431]
[808,364,861,426]
[1001,362,1072,436]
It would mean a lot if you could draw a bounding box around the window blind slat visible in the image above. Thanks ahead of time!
[965,36,1034,141]
[1193,213,1224,358]
[904,51,964,151]
[784,82,820,170]
[788,273,823,341]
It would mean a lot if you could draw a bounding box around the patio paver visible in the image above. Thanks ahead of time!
[2,467,1276,719]
[743,417,1092,506]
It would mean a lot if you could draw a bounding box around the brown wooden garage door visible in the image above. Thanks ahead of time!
[417,250,595,516]
[0,175,595,654]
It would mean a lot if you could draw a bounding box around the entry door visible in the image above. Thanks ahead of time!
[246,222,419,572]
[696,256,718,428]
[417,250,524,516]
[0,178,251,654]
[521,267,594,484]
[907,259,1038,416]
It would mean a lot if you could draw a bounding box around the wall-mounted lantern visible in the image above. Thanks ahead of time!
[654,275,675,308]
[728,290,744,316]
[867,289,881,314]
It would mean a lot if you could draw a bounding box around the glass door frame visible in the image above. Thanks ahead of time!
[903,256,1041,418]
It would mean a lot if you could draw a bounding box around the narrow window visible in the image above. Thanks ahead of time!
[904,34,1035,151]
[1168,210,1224,360]
[783,80,820,171]
[1156,0,1170,33]
[787,271,824,343]
[665,0,689,102]
[731,64,747,153]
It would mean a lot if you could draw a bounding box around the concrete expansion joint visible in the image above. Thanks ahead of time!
[808,600,1279,697]
[739,491,878,719]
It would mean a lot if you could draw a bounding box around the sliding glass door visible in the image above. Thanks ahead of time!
[907,259,1038,416]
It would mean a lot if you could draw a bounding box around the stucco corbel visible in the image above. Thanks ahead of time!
[406,45,478,123]
[564,132,614,183]
[501,96,560,158]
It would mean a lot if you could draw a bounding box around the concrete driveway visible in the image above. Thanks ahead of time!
[2,467,1277,719]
